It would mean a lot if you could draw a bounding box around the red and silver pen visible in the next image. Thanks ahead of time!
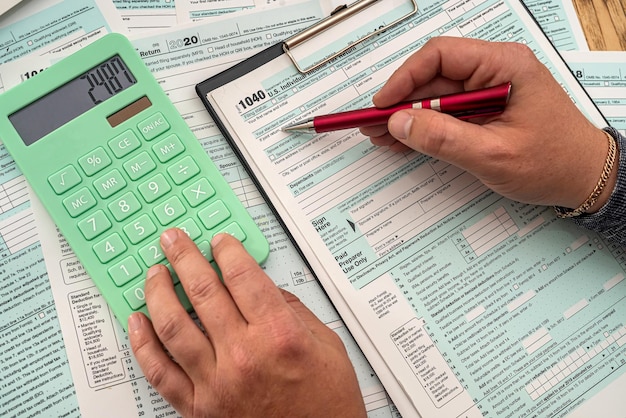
[281,82,512,133]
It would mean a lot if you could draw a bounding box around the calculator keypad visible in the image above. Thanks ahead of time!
[48,110,250,314]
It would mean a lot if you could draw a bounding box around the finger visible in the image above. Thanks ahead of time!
[160,228,246,340]
[128,312,194,410]
[369,134,397,147]
[211,233,290,323]
[374,37,516,107]
[388,109,495,168]
[143,263,216,372]
[370,134,412,152]
[359,124,389,138]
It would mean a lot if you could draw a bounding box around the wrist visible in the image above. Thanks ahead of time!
[586,132,619,213]
[555,129,618,218]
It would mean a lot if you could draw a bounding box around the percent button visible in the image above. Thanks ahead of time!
[78,146,112,176]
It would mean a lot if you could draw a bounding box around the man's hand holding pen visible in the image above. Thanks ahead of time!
[359,37,615,214]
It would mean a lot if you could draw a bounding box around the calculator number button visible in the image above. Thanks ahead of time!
[93,169,127,199]
[108,191,142,222]
[138,112,170,141]
[123,279,147,310]
[109,130,141,158]
[109,256,142,286]
[123,151,156,181]
[183,178,215,207]
[63,188,97,218]
[177,218,201,240]
[153,196,186,225]
[79,147,112,176]
[152,134,185,163]
[198,200,231,230]
[93,233,127,263]
[138,174,171,203]
[48,165,81,195]
[167,156,200,185]
[123,214,157,244]
[78,210,112,240]
[139,237,166,266]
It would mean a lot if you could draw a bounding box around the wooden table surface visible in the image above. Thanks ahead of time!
[572,0,626,50]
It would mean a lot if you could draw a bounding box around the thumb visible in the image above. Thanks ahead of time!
[388,109,491,167]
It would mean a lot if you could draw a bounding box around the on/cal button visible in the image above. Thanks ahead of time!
[137,112,170,141]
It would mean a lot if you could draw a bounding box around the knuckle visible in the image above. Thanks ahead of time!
[185,271,222,302]
[165,241,197,267]
[220,259,258,285]
[152,311,187,345]
[141,356,169,389]
[268,323,311,360]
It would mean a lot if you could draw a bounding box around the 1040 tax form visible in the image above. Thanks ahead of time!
[204,0,626,416]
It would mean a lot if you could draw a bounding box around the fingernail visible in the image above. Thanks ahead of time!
[127,313,142,333]
[211,233,226,247]
[161,228,178,249]
[388,111,413,140]
[146,264,161,280]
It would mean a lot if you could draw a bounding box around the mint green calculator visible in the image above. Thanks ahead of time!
[0,33,269,329]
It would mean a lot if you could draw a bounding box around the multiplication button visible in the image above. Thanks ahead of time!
[183,178,215,207]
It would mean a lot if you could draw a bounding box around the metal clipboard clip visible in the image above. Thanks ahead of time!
[283,0,418,73]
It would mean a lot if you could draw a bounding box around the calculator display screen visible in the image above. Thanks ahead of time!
[9,54,137,146]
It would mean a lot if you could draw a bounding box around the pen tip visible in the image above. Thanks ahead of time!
[281,120,315,133]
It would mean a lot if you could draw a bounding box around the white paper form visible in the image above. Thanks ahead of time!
[17,4,400,417]
[562,51,626,135]
[113,0,177,32]
[207,0,626,416]
[0,0,124,65]
[176,0,257,22]
[0,2,125,417]
[522,0,588,50]
[175,0,347,25]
